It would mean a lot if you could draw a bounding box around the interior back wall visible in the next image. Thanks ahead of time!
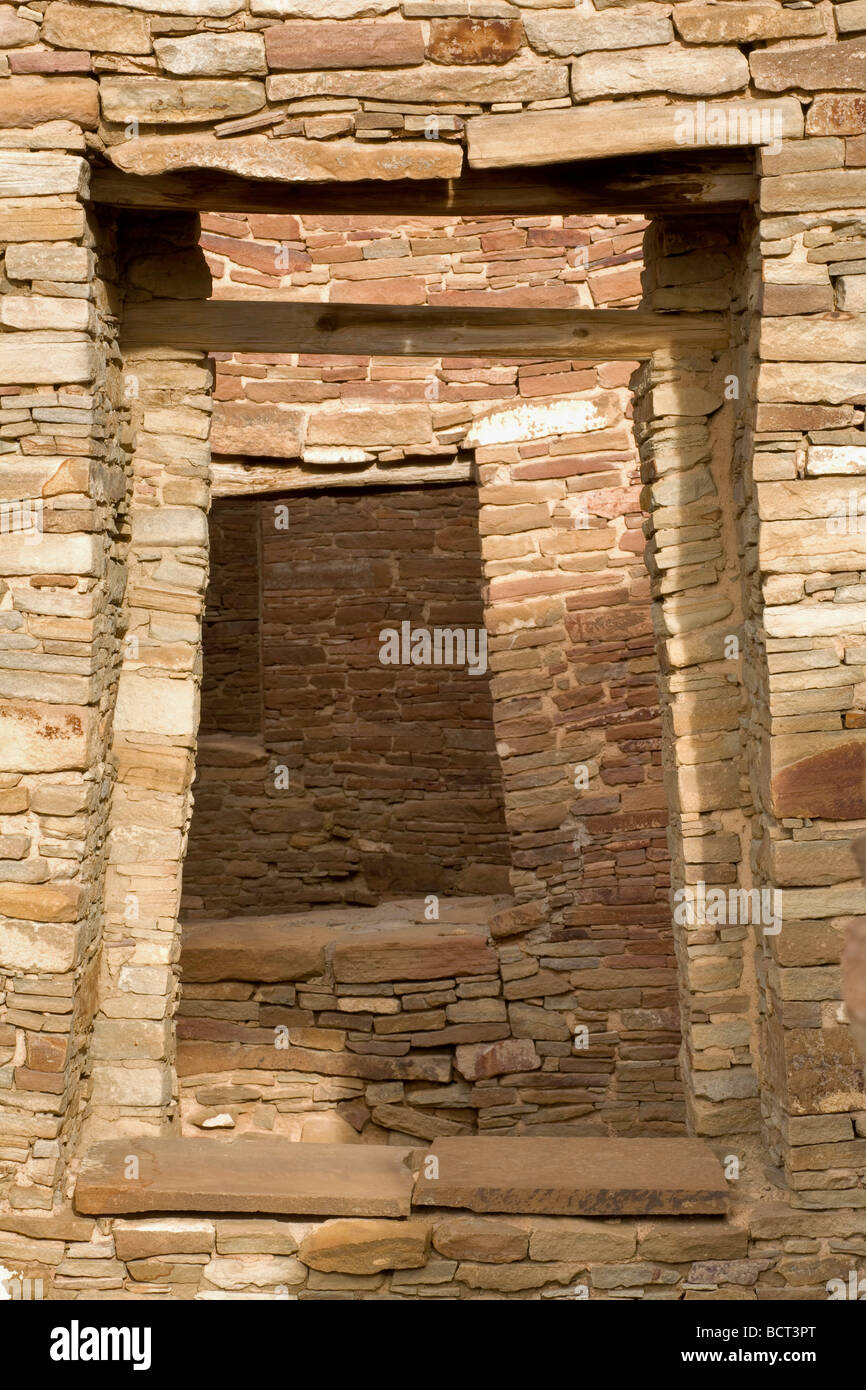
[181,483,511,917]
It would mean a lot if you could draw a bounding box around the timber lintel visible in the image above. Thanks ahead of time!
[121,302,729,361]
[91,150,755,219]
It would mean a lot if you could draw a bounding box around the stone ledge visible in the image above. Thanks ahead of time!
[413,1137,728,1217]
[73,1135,728,1220]
[74,1138,415,1218]
[181,899,502,984]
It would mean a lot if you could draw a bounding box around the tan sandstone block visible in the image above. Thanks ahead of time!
[0,296,93,331]
[90,1066,172,1108]
[752,36,866,92]
[5,242,92,281]
[114,1218,215,1262]
[0,920,82,972]
[762,317,866,363]
[757,361,866,403]
[109,131,462,181]
[0,700,95,772]
[307,407,432,448]
[0,202,84,241]
[528,1217,637,1263]
[299,1219,431,1274]
[251,0,396,11]
[0,881,81,923]
[154,33,266,77]
[458,1260,580,1291]
[43,3,152,54]
[0,11,38,46]
[674,3,825,42]
[761,170,866,213]
[0,76,98,129]
[639,1222,748,1261]
[572,44,748,100]
[265,55,566,104]
[203,1254,305,1289]
[433,1216,528,1263]
[524,10,671,54]
[0,151,87,197]
[0,340,97,386]
[113,672,197,738]
[100,78,265,125]
[96,0,241,11]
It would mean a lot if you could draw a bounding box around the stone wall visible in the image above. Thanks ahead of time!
[183,483,511,913]
[173,205,683,1127]
[204,208,644,472]
[204,209,643,482]
[177,896,686,1139]
[0,0,865,1301]
[4,1178,865,1300]
[0,157,131,1210]
[91,212,214,1146]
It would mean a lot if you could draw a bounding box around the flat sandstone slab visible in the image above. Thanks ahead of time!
[182,916,336,982]
[412,1138,728,1216]
[75,1139,414,1218]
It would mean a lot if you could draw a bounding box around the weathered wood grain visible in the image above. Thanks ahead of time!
[122,301,728,359]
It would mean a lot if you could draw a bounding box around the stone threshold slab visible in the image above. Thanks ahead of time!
[181,899,501,984]
[412,1137,728,1216]
[74,1138,414,1218]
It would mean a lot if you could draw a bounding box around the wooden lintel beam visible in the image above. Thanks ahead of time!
[211,457,473,497]
[121,302,728,361]
[91,152,754,218]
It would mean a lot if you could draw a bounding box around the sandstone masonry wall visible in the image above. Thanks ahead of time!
[0,161,131,1210]
[1,0,866,1300]
[203,209,643,476]
[183,483,512,913]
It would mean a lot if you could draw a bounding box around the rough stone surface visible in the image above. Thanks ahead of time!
[265,22,424,70]
[298,1218,430,1272]
[413,1139,728,1215]
[42,3,152,54]
[572,45,749,100]
[75,1140,415,1217]
[100,78,266,125]
[0,76,98,129]
[109,132,462,181]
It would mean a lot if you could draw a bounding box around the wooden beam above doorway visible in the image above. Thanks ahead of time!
[211,456,473,498]
[91,150,754,219]
[121,301,728,361]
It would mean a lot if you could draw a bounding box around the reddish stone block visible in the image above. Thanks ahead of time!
[332,278,427,304]
[264,22,425,71]
[247,214,301,241]
[14,1067,66,1094]
[201,232,311,275]
[772,741,866,820]
[210,400,303,459]
[8,50,91,73]
[807,94,866,134]
[456,1038,541,1080]
[427,18,524,65]
[26,1034,69,1073]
